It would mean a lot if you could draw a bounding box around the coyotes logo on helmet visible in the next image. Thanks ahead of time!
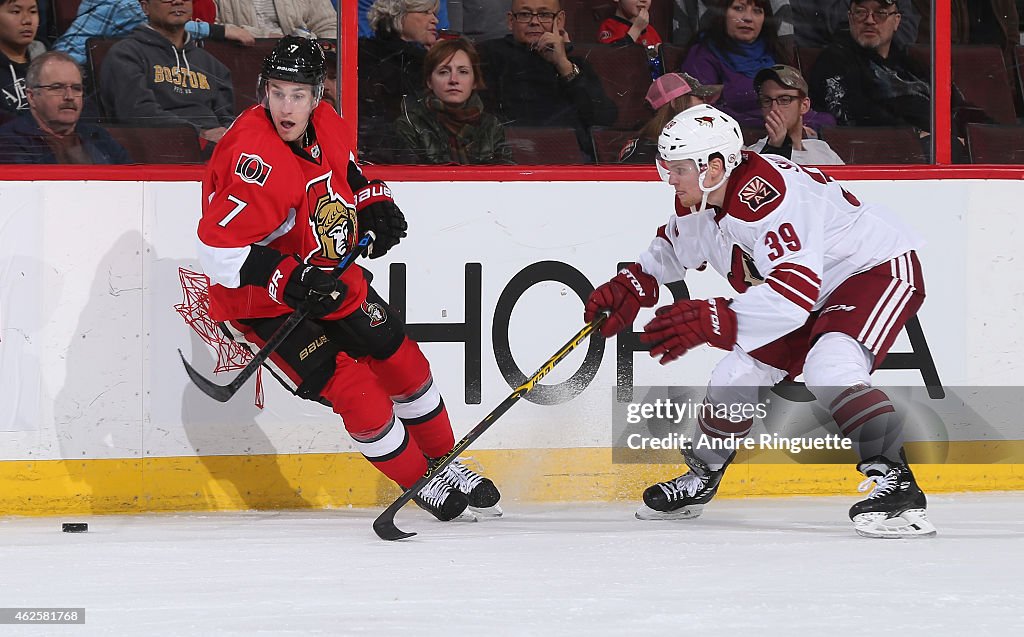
[361,301,387,327]
[305,173,357,267]
[695,116,715,127]
[738,176,780,211]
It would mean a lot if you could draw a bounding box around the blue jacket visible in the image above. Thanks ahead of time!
[0,114,130,164]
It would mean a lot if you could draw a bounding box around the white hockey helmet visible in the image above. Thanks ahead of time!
[656,104,743,183]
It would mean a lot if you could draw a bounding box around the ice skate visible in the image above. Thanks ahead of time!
[441,457,503,518]
[849,450,936,539]
[635,451,734,520]
[412,467,469,522]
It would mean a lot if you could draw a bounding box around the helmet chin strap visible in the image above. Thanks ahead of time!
[690,166,728,214]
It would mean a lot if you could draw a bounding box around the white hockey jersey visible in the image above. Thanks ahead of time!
[637,152,923,352]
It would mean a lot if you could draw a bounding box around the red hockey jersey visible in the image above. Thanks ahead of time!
[197,103,368,322]
[597,15,662,47]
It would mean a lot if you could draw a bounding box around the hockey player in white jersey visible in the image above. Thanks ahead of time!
[585,104,935,538]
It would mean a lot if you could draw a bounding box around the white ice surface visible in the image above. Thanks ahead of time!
[2,494,1022,636]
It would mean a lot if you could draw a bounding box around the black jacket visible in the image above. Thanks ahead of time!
[99,25,234,130]
[0,50,30,115]
[0,114,130,164]
[356,34,429,162]
[476,36,617,158]
[808,33,931,129]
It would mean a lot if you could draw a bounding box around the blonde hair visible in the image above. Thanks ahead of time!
[367,0,440,37]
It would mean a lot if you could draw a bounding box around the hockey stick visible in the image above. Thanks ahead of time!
[373,314,607,541]
[178,232,374,403]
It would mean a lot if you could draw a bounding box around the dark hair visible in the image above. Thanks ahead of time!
[695,0,790,64]
[423,37,485,91]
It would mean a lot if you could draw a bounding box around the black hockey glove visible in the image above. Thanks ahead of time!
[354,180,408,259]
[268,255,347,318]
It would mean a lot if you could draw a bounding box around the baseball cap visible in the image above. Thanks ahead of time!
[645,72,723,110]
[850,0,896,6]
[754,64,808,95]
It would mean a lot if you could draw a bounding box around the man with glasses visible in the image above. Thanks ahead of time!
[791,0,919,50]
[747,64,843,165]
[0,51,128,163]
[477,0,616,161]
[807,0,931,133]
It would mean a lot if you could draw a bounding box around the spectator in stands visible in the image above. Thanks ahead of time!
[394,37,511,164]
[477,0,617,161]
[360,0,449,37]
[808,0,930,130]
[55,1,255,66]
[791,0,919,50]
[358,0,440,161]
[598,0,663,47]
[214,0,338,39]
[100,0,234,145]
[746,64,842,164]
[673,0,795,48]
[0,51,128,163]
[0,0,45,116]
[618,71,720,163]
[682,0,828,129]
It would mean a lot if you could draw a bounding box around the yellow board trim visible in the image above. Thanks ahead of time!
[1,442,1023,516]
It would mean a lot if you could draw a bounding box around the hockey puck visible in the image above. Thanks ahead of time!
[61,523,88,533]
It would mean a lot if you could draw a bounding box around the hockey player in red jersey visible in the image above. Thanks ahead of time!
[585,104,935,538]
[196,36,501,521]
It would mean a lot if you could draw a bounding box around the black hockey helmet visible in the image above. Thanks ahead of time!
[260,35,327,90]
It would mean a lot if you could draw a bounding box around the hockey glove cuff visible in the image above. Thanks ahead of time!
[640,297,737,364]
[584,263,660,338]
[269,256,347,318]
[354,180,408,259]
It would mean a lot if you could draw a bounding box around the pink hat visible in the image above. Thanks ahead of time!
[645,72,723,110]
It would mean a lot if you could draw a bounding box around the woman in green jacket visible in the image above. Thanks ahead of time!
[394,38,512,164]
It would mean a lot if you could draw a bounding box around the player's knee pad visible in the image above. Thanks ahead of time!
[707,349,785,409]
[804,332,873,399]
[348,415,410,462]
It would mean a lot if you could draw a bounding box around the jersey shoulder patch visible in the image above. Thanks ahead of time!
[724,153,788,223]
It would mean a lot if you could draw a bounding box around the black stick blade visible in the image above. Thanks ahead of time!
[178,349,234,403]
[372,515,416,541]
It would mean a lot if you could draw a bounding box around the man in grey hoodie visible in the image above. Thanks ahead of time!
[99,0,234,144]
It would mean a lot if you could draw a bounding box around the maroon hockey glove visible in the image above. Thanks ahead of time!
[640,297,737,364]
[354,180,408,259]
[584,263,660,337]
[268,256,347,318]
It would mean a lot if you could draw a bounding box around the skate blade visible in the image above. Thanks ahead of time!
[469,504,503,518]
[852,509,937,538]
[450,510,478,523]
[635,504,705,521]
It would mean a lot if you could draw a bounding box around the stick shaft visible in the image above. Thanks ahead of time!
[372,316,606,540]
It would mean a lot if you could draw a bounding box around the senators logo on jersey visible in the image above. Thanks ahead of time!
[361,301,387,327]
[235,153,272,186]
[305,173,358,267]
